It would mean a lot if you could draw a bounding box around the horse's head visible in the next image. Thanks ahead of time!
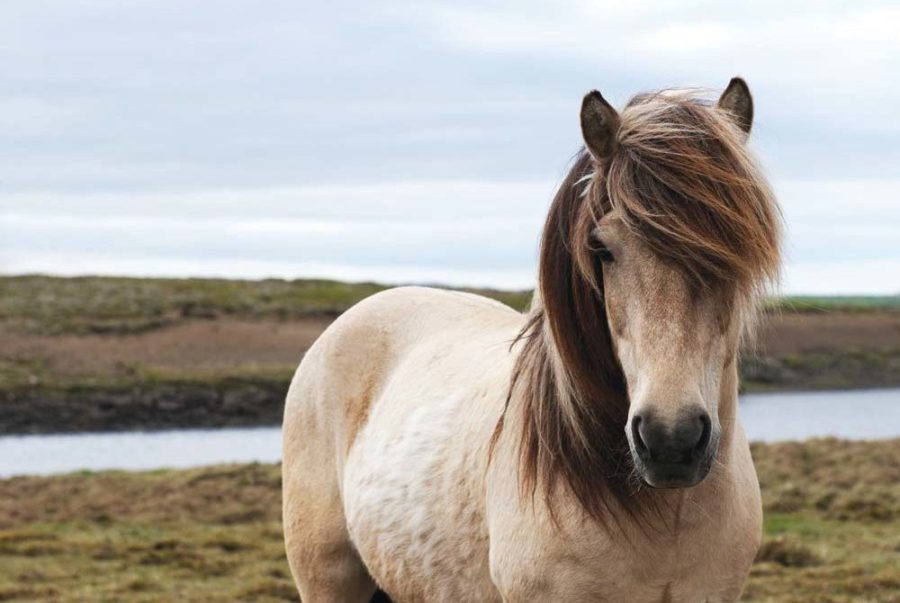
[510,79,780,520]
[594,209,732,488]
[576,79,779,489]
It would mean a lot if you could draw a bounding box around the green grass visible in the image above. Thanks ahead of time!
[747,513,900,602]
[1,275,895,336]
[0,440,897,602]
[774,295,900,314]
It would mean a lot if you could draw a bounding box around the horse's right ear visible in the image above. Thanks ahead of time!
[717,77,753,136]
[580,90,620,160]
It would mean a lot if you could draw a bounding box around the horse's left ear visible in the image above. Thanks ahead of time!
[717,77,753,136]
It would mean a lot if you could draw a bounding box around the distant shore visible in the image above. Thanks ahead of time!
[2,276,898,435]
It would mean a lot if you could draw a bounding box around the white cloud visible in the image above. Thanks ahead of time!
[0,250,537,290]
[785,259,900,295]
[3,176,897,294]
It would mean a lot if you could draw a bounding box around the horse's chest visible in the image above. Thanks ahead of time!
[342,395,498,601]
[490,495,758,602]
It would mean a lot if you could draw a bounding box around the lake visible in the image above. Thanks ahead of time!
[1,388,898,478]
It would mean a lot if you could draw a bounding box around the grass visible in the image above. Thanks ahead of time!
[741,348,900,392]
[775,295,900,314]
[1,275,895,336]
[0,275,532,336]
[0,439,897,602]
[0,464,289,602]
[0,357,295,392]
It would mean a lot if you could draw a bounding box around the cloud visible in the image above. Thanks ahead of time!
[0,1,897,293]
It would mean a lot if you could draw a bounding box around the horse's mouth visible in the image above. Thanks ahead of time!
[632,442,718,489]
[637,462,710,489]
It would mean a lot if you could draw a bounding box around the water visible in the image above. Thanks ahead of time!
[0,427,283,478]
[1,389,897,478]
[739,388,900,442]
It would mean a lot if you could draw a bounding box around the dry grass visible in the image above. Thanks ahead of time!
[0,464,288,602]
[752,439,900,522]
[0,276,532,336]
[0,440,897,601]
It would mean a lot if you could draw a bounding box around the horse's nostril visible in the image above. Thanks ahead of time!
[631,416,647,455]
[693,412,712,454]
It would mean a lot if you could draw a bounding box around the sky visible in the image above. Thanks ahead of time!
[1,0,898,294]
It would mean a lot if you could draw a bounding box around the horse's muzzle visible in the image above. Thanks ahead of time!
[628,407,719,488]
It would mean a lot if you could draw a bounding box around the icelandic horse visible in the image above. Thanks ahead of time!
[283,78,780,602]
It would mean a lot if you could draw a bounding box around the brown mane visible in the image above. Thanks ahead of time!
[503,90,782,524]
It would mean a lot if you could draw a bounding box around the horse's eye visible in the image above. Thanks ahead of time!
[597,247,615,263]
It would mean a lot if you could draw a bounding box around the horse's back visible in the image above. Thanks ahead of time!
[282,286,520,601]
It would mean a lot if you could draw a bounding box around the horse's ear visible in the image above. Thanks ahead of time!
[718,77,753,136]
[580,90,620,160]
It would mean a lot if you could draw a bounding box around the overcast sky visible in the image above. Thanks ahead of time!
[1,0,898,293]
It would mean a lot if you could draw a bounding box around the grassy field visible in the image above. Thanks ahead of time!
[0,439,897,602]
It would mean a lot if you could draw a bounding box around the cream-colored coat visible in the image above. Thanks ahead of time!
[282,286,762,602]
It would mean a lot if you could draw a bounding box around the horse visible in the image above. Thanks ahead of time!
[282,77,781,602]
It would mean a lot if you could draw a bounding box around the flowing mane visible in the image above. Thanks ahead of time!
[506,90,782,522]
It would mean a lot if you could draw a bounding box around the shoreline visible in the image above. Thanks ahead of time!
[5,373,900,437]
[3,343,899,436]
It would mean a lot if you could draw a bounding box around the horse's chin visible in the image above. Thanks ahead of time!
[638,471,706,490]
[633,452,716,490]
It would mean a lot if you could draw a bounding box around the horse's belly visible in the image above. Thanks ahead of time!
[342,393,499,602]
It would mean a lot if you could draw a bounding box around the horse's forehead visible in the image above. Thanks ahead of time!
[610,243,733,336]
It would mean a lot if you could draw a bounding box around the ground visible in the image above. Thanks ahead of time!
[0,439,897,602]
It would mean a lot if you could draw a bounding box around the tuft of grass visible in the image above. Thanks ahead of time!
[755,537,822,567]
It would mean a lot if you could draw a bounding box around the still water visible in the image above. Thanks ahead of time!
[1,389,898,478]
